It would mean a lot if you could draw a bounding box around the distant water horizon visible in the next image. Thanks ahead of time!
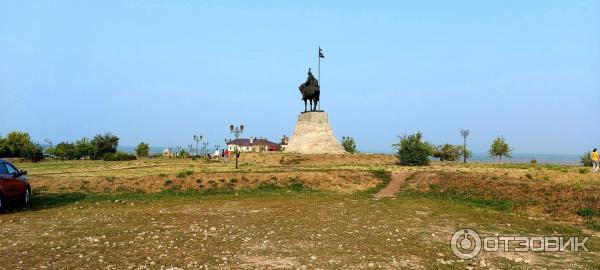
[118,146,583,165]
[367,151,581,165]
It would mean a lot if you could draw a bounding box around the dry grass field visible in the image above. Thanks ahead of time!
[1,153,599,269]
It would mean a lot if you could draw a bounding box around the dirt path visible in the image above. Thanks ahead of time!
[374,172,407,198]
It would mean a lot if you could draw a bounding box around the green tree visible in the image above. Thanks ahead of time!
[21,143,44,162]
[432,144,461,161]
[91,133,119,159]
[341,137,358,154]
[393,132,432,166]
[4,131,33,157]
[74,137,94,161]
[459,147,472,161]
[135,142,150,158]
[489,137,513,162]
[0,134,9,157]
[54,142,75,161]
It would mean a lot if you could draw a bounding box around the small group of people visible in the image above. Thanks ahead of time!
[592,148,599,173]
[211,149,230,162]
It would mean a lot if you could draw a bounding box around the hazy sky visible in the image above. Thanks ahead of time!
[1,0,599,154]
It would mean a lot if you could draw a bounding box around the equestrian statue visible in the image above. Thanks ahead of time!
[298,68,320,112]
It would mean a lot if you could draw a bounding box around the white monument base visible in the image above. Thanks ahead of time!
[284,111,346,154]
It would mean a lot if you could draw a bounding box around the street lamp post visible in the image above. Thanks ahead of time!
[193,134,202,157]
[202,142,209,157]
[229,124,244,169]
[460,129,470,164]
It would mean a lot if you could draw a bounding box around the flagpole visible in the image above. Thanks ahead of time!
[318,46,321,111]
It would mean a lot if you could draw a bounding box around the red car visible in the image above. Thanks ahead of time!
[0,159,31,209]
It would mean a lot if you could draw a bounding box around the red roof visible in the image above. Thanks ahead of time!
[226,138,280,147]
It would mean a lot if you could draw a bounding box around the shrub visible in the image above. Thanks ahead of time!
[530,159,537,165]
[579,168,589,174]
[341,137,358,154]
[587,220,600,231]
[580,152,592,167]
[103,151,136,161]
[164,179,173,186]
[177,149,189,158]
[577,208,598,218]
[289,182,305,191]
[525,173,533,180]
[177,170,193,178]
[393,132,432,166]
[257,183,279,191]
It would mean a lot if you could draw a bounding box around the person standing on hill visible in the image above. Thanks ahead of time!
[592,149,599,173]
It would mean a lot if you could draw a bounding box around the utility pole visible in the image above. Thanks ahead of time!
[460,130,470,164]
[229,124,244,169]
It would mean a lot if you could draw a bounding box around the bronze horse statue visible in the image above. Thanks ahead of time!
[298,68,320,112]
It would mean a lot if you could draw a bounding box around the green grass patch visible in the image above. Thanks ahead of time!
[541,224,582,235]
[586,220,600,231]
[176,170,193,178]
[400,189,515,211]
[577,207,599,218]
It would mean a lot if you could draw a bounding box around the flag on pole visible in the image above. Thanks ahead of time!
[319,47,325,58]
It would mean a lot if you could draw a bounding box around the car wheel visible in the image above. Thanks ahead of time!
[0,193,4,210]
[23,188,31,205]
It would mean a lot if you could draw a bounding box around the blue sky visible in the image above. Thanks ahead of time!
[1,0,598,154]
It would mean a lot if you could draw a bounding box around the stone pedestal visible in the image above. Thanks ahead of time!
[284,111,346,154]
